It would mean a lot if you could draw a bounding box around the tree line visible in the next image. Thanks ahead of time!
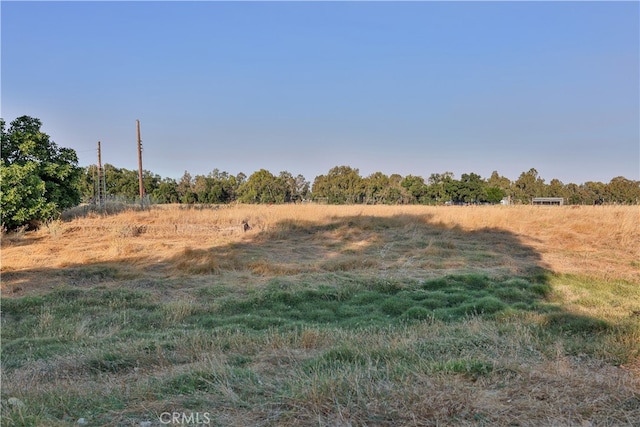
[83,164,639,207]
[2,115,639,230]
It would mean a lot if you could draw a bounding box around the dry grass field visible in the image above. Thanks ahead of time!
[1,204,639,426]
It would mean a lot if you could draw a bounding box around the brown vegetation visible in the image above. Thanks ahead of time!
[2,205,638,294]
[1,204,638,426]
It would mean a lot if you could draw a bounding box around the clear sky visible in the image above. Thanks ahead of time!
[2,1,638,185]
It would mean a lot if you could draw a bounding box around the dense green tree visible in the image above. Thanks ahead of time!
[486,171,512,202]
[486,171,512,191]
[485,187,506,204]
[278,171,310,203]
[364,172,391,204]
[1,116,82,229]
[239,169,286,203]
[401,175,429,204]
[80,165,161,203]
[189,169,245,204]
[580,181,606,205]
[80,165,99,202]
[152,178,180,203]
[606,176,640,204]
[1,161,56,229]
[426,172,455,204]
[312,166,364,204]
[177,171,197,204]
[456,172,486,203]
[387,174,409,204]
[103,165,139,199]
[142,171,162,198]
[563,183,582,205]
[546,178,565,198]
[513,168,545,204]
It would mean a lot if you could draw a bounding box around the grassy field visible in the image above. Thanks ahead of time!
[1,204,639,426]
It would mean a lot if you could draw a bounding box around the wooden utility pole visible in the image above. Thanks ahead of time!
[136,120,145,208]
[97,141,104,209]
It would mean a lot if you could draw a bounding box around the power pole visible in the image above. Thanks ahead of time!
[137,120,145,209]
[92,162,97,206]
[97,141,104,209]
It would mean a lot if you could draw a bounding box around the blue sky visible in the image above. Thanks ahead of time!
[2,1,638,185]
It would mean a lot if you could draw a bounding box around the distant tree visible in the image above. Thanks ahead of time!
[312,166,364,204]
[278,171,310,203]
[230,172,247,202]
[456,172,486,203]
[580,181,607,205]
[80,165,98,202]
[177,171,197,203]
[486,171,512,201]
[513,168,545,204]
[426,172,455,204]
[239,169,286,203]
[387,173,407,204]
[364,172,391,204]
[196,169,243,203]
[401,175,428,204]
[142,171,162,198]
[1,116,82,229]
[606,176,640,204]
[485,187,506,204]
[293,174,310,202]
[193,174,213,203]
[547,178,565,198]
[152,177,179,203]
[103,165,138,199]
[563,183,583,205]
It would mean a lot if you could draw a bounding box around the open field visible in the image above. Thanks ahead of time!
[1,204,639,426]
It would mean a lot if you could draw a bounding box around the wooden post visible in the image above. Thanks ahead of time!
[137,120,145,208]
[97,141,103,209]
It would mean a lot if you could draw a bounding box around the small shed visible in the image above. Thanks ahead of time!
[532,197,564,206]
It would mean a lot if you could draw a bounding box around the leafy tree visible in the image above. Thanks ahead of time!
[486,171,512,202]
[278,171,310,203]
[364,172,391,204]
[80,164,161,203]
[152,178,180,203]
[387,173,408,204]
[142,171,162,198]
[561,183,579,205]
[513,168,545,204]
[456,172,486,203]
[104,165,139,199]
[486,171,511,191]
[312,166,364,204]
[485,187,506,204]
[177,171,197,203]
[401,175,428,204]
[547,178,565,198]
[426,172,455,204]
[606,176,640,204]
[580,181,606,205]
[80,165,99,203]
[239,169,286,203]
[1,162,56,229]
[1,116,82,229]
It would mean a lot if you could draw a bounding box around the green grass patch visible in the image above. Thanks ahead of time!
[177,274,557,331]
[2,270,638,425]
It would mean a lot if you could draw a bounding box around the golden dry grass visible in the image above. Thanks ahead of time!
[2,204,638,295]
